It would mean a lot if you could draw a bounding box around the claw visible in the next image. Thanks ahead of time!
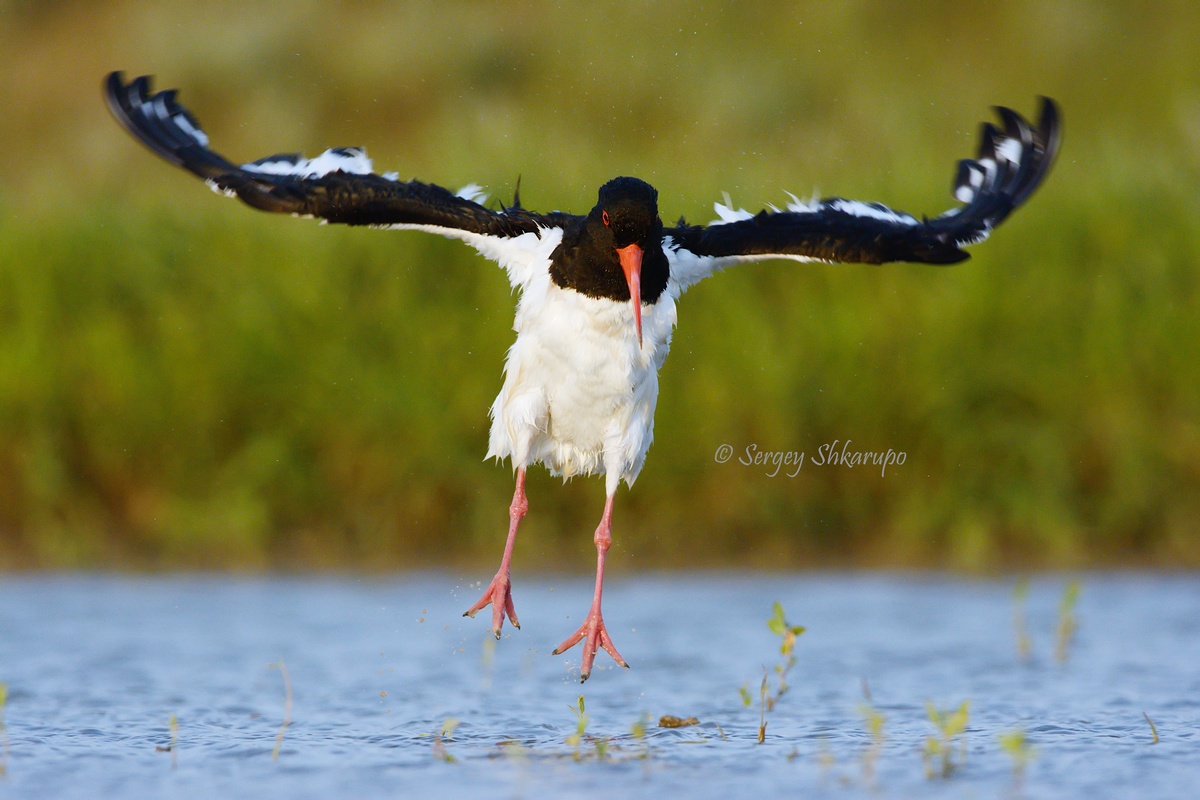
[464,571,519,636]
[553,608,628,682]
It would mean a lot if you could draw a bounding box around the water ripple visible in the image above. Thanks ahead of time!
[0,573,1196,798]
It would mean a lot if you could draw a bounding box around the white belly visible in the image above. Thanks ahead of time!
[487,270,676,495]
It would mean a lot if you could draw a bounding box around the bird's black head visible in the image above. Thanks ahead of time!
[594,176,660,249]
[550,176,669,348]
[593,178,665,347]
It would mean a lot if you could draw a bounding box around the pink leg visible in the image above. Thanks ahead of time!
[463,469,527,637]
[552,493,629,682]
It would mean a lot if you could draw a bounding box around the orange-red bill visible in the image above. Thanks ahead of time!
[616,243,643,347]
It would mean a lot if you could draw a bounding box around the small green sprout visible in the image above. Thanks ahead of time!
[1054,580,1081,664]
[561,696,610,760]
[746,601,809,744]
[154,713,180,769]
[481,634,496,670]
[857,701,886,787]
[0,681,8,778]
[816,735,836,781]
[923,700,970,779]
[764,602,806,711]
[433,717,460,762]
[998,727,1037,784]
[767,601,807,656]
[1143,712,1160,744]
[268,661,293,763]
[565,695,588,760]
[593,735,609,759]
[757,670,768,744]
[1013,578,1033,662]
[630,712,651,759]
[498,738,527,761]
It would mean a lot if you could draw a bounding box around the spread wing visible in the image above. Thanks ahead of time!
[103,72,574,247]
[664,98,1060,292]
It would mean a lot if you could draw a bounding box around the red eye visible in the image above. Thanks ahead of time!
[602,210,610,226]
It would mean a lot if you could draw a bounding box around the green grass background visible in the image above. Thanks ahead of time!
[1,1,1198,571]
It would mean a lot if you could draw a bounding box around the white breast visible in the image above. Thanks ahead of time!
[486,264,677,496]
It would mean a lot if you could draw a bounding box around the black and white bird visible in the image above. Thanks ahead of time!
[105,72,1059,681]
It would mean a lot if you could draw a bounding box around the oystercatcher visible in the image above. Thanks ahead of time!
[105,72,1059,681]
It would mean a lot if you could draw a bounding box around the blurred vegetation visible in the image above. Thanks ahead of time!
[1,1,1199,571]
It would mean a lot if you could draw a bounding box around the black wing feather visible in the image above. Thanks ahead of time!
[104,72,570,238]
[666,98,1060,267]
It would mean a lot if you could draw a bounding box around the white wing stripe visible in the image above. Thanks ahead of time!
[710,192,756,225]
[454,183,489,204]
[997,137,1023,165]
[242,147,375,178]
[827,199,918,226]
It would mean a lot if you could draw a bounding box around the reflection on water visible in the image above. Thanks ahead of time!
[0,573,1196,798]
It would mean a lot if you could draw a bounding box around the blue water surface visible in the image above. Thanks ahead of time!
[0,572,1196,798]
